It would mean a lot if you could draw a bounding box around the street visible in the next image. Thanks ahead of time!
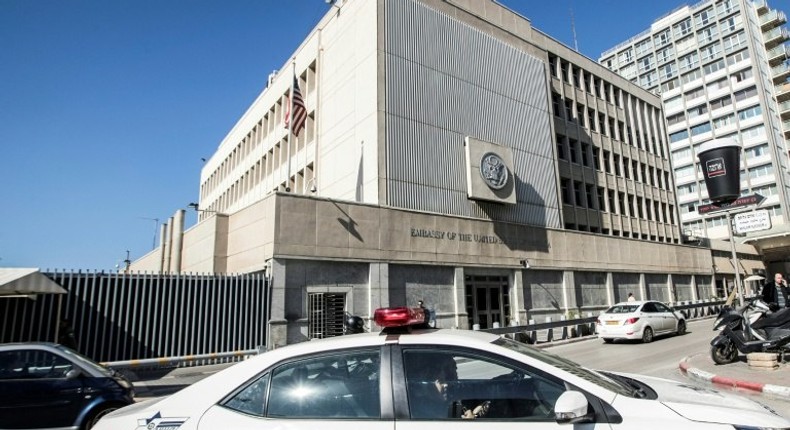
[545,318,790,419]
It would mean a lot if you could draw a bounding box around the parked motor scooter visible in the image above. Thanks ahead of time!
[710,296,790,365]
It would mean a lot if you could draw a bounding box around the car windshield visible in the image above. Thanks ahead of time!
[605,305,639,314]
[493,337,633,396]
[56,345,113,376]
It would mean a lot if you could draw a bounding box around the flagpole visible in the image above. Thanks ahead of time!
[286,61,295,192]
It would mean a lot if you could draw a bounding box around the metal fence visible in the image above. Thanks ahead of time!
[0,270,269,364]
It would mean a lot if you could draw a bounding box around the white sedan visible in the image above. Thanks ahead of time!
[596,300,687,343]
[95,306,788,430]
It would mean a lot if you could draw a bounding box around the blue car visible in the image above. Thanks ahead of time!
[0,342,134,429]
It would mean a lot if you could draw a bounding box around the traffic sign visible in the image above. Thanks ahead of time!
[696,193,766,215]
[733,210,772,234]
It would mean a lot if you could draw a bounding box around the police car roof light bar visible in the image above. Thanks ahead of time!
[373,306,427,328]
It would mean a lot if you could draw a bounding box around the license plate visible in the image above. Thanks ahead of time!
[606,321,619,325]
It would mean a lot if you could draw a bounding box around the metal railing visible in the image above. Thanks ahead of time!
[478,299,727,344]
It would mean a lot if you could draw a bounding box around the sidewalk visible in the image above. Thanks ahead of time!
[679,352,790,399]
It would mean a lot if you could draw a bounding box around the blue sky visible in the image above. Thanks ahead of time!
[2,0,788,271]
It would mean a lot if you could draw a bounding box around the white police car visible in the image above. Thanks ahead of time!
[95,306,790,429]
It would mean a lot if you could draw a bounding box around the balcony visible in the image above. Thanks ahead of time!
[755,0,768,13]
[773,62,790,83]
[776,81,790,101]
[783,120,790,136]
[763,27,790,49]
[760,9,787,31]
[768,44,789,65]
[780,100,790,118]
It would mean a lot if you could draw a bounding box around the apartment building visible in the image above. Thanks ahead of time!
[599,0,790,262]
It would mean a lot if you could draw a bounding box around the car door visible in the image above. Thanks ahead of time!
[654,303,677,332]
[0,349,84,429]
[393,346,611,430]
[639,302,666,333]
[198,347,394,430]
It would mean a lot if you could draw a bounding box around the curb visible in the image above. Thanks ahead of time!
[679,356,790,399]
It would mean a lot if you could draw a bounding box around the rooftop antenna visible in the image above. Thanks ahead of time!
[570,6,579,52]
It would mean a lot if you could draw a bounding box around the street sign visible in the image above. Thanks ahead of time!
[696,193,766,215]
[733,210,771,234]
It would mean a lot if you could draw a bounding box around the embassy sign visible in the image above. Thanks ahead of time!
[697,193,766,215]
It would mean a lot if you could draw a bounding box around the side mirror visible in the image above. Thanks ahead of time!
[65,369,82,380]
[554,391,594,424]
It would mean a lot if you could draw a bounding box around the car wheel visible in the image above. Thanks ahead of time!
[642,326,654,343]
[603,338,614,344]
[82,406,119,430]
[676,320,686,336]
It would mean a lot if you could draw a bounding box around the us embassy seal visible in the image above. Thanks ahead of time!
[479,152,508,190]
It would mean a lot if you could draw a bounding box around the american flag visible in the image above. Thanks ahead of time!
[285,76,307,137]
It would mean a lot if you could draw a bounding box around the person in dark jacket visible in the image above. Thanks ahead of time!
[58,318,78,351]
[761,273,790,312]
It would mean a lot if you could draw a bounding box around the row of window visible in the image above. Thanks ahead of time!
[550,92,667,157]
[563,222,679,244]
[560,177,677,225]
[682,205,783,233]
[556,134,673,190]
[669,104,762,143]
[199,65,318,204]
[603,1,741,70]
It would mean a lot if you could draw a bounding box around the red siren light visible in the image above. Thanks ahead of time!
[373,306,427,328]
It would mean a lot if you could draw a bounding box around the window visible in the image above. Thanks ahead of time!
[262,349,381,418]
[738,105,762,121]
[710,95,732,111]
[638,55,655,72]
[670,130,689,143]
[654,29,671,46]
[551,93,561,117]
[713,113,735,129]
[675,165,695,178]
[671,147,691,163]
[734,86,757,102]
[561,178,571,204]
[656,46,675,64]
[694,7,714,27]
[675,34,696,53]
[666,112,684,127]
[574,181,584,206]
[745,143,769,159]
[726,49,750,66]
[639,72,657,89]
[0,350,74,380]
[556,134,566,160]
[720,13,742,33]
[620,63,637,79]
[678,52,699,73]
[659,63,677,80]
[741,125,766,140]
[730,68,752,85]
[700,42,721,62]
[569,139,578,163]
[703,59,725,75]
[681,69,703,85]
[674,18,693,38]
[677,183,697,196]
[723,31,746,53]
[687,104,708,119]
[707,77,728,92]
[635,39,652,57]
[403,349,565,420]
[581,142,590,167]
[748,164,773,179]
[618,48,634,65]
[308,292,346,339]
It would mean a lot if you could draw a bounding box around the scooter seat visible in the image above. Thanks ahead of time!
[752,307,790,330]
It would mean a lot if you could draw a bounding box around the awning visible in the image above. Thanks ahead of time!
[0,268,67,296]
[744,275,765,282]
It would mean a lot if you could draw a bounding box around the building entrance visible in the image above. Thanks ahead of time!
[464,275,510,329]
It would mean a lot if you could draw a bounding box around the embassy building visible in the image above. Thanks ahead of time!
[132,0,762,347]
